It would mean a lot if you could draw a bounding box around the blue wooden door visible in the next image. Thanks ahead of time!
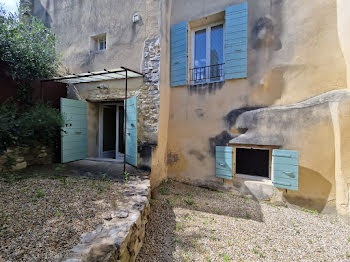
[272,149,299,191]
[60,98,87,163]
[216,146,233,179]
[125,96,137,166]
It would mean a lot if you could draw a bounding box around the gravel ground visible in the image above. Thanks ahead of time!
[137,180,350,262]
[0,164,126,262]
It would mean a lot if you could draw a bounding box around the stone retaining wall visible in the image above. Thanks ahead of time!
[0,146,53,172]
[62,176,150,262]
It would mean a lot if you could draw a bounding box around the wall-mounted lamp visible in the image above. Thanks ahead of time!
[133,13,141,23]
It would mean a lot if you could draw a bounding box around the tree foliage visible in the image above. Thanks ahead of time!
[0,5,59,81]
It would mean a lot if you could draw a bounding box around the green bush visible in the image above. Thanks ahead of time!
[0,104,20,151]
[0,103,63,153]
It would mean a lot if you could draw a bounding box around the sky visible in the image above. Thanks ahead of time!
[0,0,19,13]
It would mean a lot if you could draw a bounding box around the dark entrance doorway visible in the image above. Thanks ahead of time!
[236,148,269,178]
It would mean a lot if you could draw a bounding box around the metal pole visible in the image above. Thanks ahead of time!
[124,69,128,174]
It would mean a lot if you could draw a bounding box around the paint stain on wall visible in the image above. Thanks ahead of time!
[194,108,206,118]
[224,106,263,129]
[251,17,282,51]
[188,149,206,161]
[187,81,224,95]
[208,131,233,156]
[167,146,188,173]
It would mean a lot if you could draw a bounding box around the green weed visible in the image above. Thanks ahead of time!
[160,188,168,195]
[301,207,318,214]
[184,199,194,206]
[35,189,45,198]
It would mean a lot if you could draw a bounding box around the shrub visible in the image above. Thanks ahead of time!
[20,103,63,146]
[0,103,63,153]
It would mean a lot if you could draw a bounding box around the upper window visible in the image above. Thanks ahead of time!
[191,24,224,84]
[91,33,107,52]
[98,37,107,51]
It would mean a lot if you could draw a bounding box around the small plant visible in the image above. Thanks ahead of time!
[218,193,224,198]
[74,189,80,195]
[124,171,129,182]
[55,164,66,171]
[223,254,231,261]
[184,199,194,206]
[35,189,45,198]
[295,229,300,234]
[309,239,313,244]
[187,193,193,198]
[55,210,62,217]
[166,198,174,206]
[175,222,182,231]
[160,188,168,195]
[301,207,318,214]
[347,237,350,243]
[60,177,67,185]
[97,184,104,193]
[259,252,265,258]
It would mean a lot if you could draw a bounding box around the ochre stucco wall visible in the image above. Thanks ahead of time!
[161,0,350,214]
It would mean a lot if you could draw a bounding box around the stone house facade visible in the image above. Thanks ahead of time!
[31,0,350,216]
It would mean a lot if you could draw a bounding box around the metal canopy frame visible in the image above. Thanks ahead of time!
[42,66,143,174]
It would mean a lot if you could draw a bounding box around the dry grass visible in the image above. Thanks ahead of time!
[0,164,124,262]
[137,180,350,262]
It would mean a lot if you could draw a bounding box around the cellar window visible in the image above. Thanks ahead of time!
[236,148,269,178]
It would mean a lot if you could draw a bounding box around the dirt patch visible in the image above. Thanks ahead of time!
[0,164,127,261]
[137,180,350,261]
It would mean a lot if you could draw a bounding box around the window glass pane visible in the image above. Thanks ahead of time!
[210,24,223,80]
[210,24,223,65]
[194,29,206,82]
[194,29,206,68]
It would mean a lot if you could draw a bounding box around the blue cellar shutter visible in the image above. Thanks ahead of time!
[224,2,248,80]
[216,146,233,179]
[272,149,299,191]
[171,21,188,87]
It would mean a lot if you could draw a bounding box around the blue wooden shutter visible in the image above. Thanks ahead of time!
[216,146,233,179]
[125,96,137,166]
[272,150,299,191]
[224,2,248,80]
[171,21,187,87]
[60,98,87,163]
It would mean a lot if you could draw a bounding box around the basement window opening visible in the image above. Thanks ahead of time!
[236,148,270,178]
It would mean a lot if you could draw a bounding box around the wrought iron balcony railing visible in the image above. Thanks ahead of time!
[190,63,224,85]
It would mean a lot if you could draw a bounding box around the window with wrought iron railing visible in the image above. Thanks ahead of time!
[190,23,224,85]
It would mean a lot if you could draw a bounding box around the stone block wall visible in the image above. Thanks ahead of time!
[0,145,53,172]
[62,177,150,262]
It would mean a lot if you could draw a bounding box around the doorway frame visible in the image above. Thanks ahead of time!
[98,102,124,159]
